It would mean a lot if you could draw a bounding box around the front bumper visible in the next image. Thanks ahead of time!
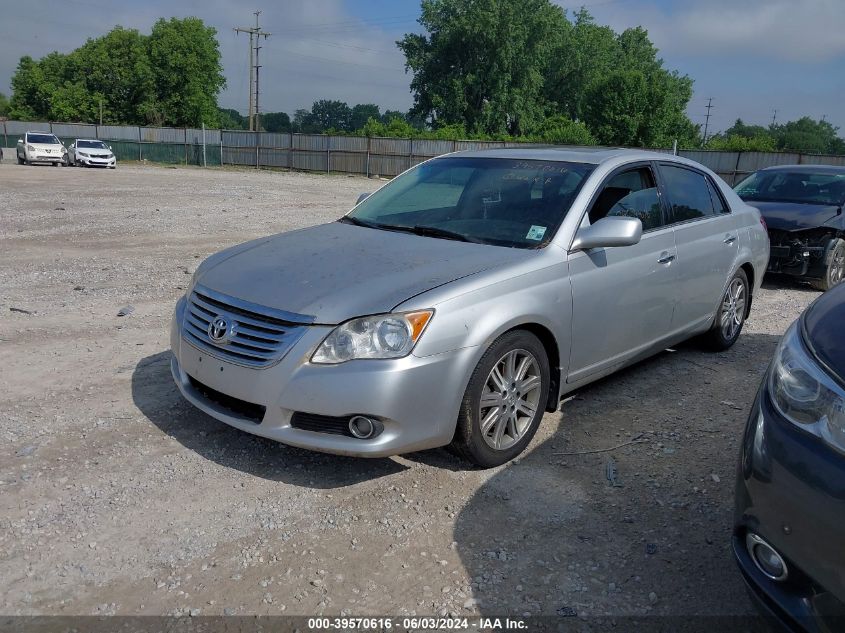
[27,152,64,164]
[169,295,475,457]
[733,384,845,632]
[767,239,825,278]
[78,155,116,167]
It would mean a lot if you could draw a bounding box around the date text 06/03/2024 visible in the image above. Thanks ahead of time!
[306,617,528,630]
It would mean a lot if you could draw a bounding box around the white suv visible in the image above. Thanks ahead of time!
[16,131,67,166]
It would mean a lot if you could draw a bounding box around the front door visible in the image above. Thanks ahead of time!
[568,164,679,383]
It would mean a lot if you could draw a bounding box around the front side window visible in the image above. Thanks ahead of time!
[735,170,845,206]
[347,157,594,248]
[588,167,665,231]
[27,133,60,145]
[660,164,716,222]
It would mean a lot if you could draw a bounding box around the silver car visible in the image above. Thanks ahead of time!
[170,148,769,467]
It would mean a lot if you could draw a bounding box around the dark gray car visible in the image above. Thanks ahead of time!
[735,165,845,290]
[734,282,845,631]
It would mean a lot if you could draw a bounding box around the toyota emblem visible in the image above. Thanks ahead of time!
[208,315,231,344]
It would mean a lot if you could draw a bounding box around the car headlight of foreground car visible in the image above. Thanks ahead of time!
[312,310,433,364]
[769,322,845,452]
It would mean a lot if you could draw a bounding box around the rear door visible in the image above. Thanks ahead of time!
[567,162,679,383]
[657,163,739,332]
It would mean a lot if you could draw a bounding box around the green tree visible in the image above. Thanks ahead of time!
[399,0,564,136]
[260,111,291,133]
[292,108,317,133]
[0,92,9,117]
[705,134,776,152]
[530,115,595,145]
[8,19,224,126]
[146,17,225,126]
[218,107,246,129]
[351,104,381,131]
[309,100,352,132]
[723,118,770,140]
[771,117,844,154]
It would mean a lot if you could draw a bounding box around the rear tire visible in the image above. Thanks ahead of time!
[810,238,845,291]
[701,268,749,351]
[450,330,549,468]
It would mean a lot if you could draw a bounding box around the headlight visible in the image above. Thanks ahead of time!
[79,152,89,157]
[769,322,845,452]
[312,310,433,364]
[27,144,34,151]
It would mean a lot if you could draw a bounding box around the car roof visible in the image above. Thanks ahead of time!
[75,139,104,142]
[446,147,675,165]
[759,164,845,175]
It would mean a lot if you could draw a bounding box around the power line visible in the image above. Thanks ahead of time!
[234,10,271,132]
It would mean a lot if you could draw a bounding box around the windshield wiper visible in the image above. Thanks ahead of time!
[338,216,394,230]
[408,225,483,243]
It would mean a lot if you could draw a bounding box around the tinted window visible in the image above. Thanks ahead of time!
[349,158,594,248]
[78,140,108,149]
[661,165,715,221]
[707,179,728,214]
[589,167,665,230]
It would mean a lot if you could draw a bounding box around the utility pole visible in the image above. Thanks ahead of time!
[771,109,778,127]
[702,97,714,145]
[234,11,271,131]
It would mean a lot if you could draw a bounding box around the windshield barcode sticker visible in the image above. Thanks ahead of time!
[526,225,547,241]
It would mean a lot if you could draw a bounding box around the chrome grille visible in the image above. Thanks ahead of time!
[182,285,312,368]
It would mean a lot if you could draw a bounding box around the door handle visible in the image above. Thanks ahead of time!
[724,235,737,244]
[657,253,676,264]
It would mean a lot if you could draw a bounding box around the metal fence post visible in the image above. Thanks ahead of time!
[220,131,224,167]
[289,131,293,171]
[409,138,413,170]
[138,126,143,162]
[202,123,207,168]
[3,120,7,149]
[366,136,370,178]
[255,130,259,169]
[326,135,331,174]
[184,127,188,165]
[733,151,742,185]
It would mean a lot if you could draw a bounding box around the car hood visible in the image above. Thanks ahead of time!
[195,221,534,323]
[745,201,840,231]
[803,283,845,381]
[28,143,63,151]
[79,149,111,156]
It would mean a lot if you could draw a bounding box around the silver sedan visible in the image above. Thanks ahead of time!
[170,148,769,467]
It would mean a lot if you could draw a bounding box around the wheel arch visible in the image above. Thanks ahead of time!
[739,261,755,318]
[500,322,561,413]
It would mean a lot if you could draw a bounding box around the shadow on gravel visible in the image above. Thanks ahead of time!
[762,273,824,294]
[452,333,781,625]
[131,351,407,488]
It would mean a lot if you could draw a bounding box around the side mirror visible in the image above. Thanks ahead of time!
[571,216,642,251]
[356,192,371,205]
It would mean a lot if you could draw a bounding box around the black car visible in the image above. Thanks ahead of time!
[734,282,845,632]
[735,165,845,290]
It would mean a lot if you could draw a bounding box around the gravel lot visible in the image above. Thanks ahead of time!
[0,163,821,620]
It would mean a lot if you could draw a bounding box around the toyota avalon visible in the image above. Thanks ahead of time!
[170,148,769,467]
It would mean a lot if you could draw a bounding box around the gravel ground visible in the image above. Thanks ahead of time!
[0,163,821,619]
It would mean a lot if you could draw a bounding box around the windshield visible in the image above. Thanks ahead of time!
[347,157,594,248]
[735,170,845,206]
[27,133,60,145]
[78,140,108,149]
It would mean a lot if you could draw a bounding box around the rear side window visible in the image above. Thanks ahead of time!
[707,179,729,214]
[588,166,665,231]
[660,165,715,222]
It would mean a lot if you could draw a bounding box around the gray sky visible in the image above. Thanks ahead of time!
[1,0,843,133]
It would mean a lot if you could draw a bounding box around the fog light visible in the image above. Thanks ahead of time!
[746,533,788,581]
[349,416,381,439]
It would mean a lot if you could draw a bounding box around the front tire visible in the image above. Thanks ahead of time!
[701,268,749,351]
[810,238,845,291]
[450,330,550,468]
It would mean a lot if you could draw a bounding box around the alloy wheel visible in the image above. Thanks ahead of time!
[829,249,844,286]
[720,277,746,341]
[478,348,542,451]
